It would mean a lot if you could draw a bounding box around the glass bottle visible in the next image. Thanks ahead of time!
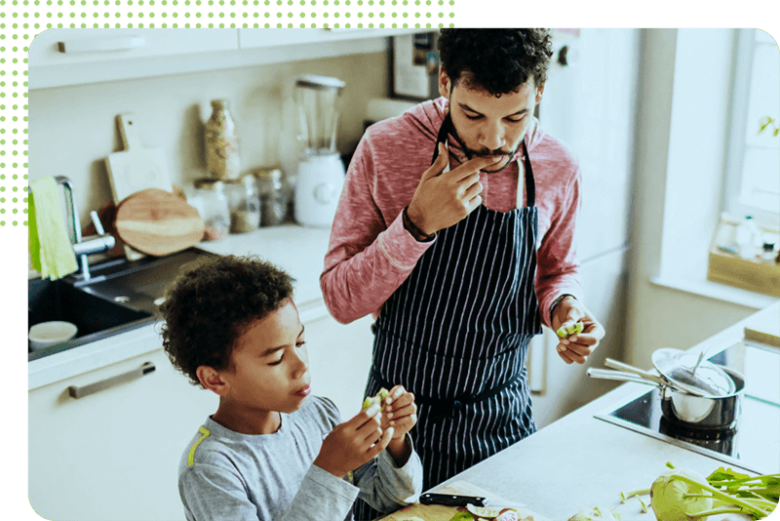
[204,99,241,179]
[254,167,289,227]
[225,175,261,233]
[193,179,231,238]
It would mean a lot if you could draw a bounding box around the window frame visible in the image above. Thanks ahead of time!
[722,28,780,230]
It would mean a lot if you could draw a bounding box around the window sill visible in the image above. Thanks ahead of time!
[651,274,779,310]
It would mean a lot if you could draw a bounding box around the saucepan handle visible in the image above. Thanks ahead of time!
[604,358,667,385]
[586,368,660,387]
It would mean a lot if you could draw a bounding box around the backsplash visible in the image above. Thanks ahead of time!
[28,51,390,224]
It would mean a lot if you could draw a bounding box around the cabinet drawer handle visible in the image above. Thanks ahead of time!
[57,36,146,54]
[67,362,156,399]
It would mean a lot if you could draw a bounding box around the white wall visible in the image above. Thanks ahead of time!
[28,51,389,224]
[531,29,640,427]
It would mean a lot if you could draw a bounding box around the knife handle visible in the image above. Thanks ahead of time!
[420,493,487,507]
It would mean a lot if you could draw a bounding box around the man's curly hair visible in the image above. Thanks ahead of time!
[438,29,553,96]
[157,254,293,387]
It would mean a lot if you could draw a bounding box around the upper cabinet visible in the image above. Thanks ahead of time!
[30,29,239,66]
[29,29,240,89]
[237,28,422,48]
[29,28,428,90]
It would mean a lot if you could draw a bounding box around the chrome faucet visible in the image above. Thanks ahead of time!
[30,176,116,281]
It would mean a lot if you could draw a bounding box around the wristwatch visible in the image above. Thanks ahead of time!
[550,293,576,317]
[402,206,436,243]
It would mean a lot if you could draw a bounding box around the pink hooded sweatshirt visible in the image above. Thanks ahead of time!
[320,97,583,328]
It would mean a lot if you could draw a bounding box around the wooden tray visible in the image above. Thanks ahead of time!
[379,480,551,521]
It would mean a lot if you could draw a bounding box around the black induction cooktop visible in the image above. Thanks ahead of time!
[594,341,780,474]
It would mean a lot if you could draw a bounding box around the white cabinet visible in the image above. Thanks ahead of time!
[30,29,239,67]
[28,345,218,521]
[29,28,428,89]
[29,29,239,89]
[238,28,422,48]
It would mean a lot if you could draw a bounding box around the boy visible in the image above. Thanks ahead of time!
[159,255,423,521]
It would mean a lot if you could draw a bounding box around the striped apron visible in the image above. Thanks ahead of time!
[354,115,542,520]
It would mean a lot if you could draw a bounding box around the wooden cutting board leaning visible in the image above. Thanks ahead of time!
[105,112,175,260]
[380,480,551,521]
[115,188,204,257]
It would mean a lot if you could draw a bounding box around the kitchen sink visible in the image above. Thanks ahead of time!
[28,247,216,361]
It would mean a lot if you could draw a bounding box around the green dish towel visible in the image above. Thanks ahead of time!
[28,177,79,280]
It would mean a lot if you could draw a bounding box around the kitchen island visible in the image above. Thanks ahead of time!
[408,302,780,521]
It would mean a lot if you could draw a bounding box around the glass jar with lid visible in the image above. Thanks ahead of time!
[192,178,231,239]
[253,167,289,227]
[224,175,261,233]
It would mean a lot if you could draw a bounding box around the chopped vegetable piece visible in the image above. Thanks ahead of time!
[567,506,619,520]
[495,510,518,521]
[466,504,503,518]
[361,388,389,411]
[449,513,476,521]
[556,321,584,338]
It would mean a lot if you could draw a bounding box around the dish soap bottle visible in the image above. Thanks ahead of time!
[735,215,760,260]
[204,99,241,179]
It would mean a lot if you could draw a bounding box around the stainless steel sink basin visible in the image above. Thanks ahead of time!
[28,248,216,360]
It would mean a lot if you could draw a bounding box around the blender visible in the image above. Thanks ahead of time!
[293,74,347,228]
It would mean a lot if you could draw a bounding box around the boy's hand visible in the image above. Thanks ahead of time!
[313,404,393,479]
[382,385,418,440]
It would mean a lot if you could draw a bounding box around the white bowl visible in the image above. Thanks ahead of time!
[29,321,79,350]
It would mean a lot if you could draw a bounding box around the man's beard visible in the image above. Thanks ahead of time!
[449,121,520,170]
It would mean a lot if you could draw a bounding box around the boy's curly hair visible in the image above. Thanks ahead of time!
[157,254,293,387]
[438,29,553,96]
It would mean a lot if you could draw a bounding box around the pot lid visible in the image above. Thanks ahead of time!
[652,348,736,397]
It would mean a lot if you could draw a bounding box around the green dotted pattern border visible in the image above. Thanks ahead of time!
[1,0,456,229]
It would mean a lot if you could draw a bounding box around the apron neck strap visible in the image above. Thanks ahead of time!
[431,112,452,164]
[522,139,535,208]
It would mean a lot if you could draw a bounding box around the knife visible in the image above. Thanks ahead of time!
[420,493,527,509]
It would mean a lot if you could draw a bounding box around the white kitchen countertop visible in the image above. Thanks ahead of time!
[28,225,334,390]
[429,302,780,521]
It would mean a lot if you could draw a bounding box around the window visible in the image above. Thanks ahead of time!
[724,29,780,229]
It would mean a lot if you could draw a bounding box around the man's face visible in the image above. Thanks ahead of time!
[439,70,544,173]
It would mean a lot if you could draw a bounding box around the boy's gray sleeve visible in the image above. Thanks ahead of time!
[180,464,260,521]
[181,463,360,521]
[279,465,360,521]
[351,435,424,514]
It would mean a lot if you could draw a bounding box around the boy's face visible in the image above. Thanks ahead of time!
[219,299,311,414]
[439,69,543,173]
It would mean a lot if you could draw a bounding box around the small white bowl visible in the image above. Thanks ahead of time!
[29,321,79,350]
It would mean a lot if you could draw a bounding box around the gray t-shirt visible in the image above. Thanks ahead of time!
[178,396,423,521]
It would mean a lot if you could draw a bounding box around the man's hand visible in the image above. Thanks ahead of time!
[406,142,503,235]
[550,297,605,365]
[313,404,393,478]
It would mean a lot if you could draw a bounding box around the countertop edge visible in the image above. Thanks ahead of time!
[28,226,334,391]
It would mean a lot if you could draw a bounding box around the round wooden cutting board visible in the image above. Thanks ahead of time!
[115,188,205,256]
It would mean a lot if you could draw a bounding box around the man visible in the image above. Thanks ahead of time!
[321,28,605,516]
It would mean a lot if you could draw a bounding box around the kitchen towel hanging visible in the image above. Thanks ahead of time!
[28,177,78,280]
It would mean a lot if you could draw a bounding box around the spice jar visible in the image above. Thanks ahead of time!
[192,179,231,238]
[254,167,289,227]
[225,175,261,233]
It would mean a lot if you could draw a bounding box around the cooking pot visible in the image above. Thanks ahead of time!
[587,354,744,431]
